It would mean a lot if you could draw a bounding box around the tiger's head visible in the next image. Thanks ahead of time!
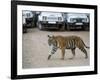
[47,35,57,60]
[47,35,56,46]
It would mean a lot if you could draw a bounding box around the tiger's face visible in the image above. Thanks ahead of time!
[48,35,56,46]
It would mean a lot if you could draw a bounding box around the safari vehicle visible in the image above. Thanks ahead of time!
[22,11,34,33]
[37,12,65,30]
[65,13,89,30]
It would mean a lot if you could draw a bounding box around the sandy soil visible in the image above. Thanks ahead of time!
[22,28,90,69]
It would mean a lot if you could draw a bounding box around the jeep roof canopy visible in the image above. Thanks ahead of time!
[40,12,62,17]
[67,13,89,18]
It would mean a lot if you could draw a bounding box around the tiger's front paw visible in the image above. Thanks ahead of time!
[85,56,88,59]
[69,57,74,60]
[48,55,51,60]
[61,58,64,60]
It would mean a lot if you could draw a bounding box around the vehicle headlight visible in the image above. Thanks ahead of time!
[70,18,76,22]
[26,13,31,18]
[58,17,62,21]
[82,18,87,22]
[42,16,47,21]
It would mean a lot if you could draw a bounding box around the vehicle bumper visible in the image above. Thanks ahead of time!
[67,23,89,29]
[39,21,64,29]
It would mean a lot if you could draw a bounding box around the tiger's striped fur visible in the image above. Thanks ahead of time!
[47,35,89,60]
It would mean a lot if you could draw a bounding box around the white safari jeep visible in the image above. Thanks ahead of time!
[37,12,64,30]
[66,13,89,30]
[22,11,34,32]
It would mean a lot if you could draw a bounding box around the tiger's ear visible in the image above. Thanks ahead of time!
[48,35,51,38]
[48,35,54,38]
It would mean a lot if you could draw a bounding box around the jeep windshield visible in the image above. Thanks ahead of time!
[67,13,88,19]
[40,12,63,22]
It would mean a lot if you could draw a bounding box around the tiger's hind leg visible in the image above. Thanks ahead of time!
[61,48,65,60]
[70,48,75,59]
[79,47,88,59]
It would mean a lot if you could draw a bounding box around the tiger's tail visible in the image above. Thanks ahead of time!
[85,46,90,49]
[82,40,90,49]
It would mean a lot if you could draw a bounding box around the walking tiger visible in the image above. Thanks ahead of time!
[47,35,89,60]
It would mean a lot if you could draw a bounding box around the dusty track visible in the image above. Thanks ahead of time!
[22,28,90,69]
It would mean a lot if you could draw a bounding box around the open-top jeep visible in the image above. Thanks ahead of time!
[37,12,65,30]
[22,11,34,33]
[65,13,89,30]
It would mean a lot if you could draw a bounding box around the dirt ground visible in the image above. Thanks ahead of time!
[22,28,90,69]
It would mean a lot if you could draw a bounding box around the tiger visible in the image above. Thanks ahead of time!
[47,35,89,60]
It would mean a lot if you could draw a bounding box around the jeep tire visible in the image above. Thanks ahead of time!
[66,24,70,31]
